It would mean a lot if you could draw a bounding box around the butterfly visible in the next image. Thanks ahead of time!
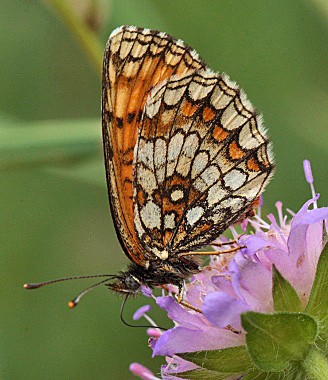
[25,26,274,309]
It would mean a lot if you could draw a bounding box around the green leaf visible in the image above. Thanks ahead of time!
[0,118,100,171]
[306,242,328,349]
[243,369,283,379]
[272,264,303,312]
[306,242,328,320]
[303,347,328,380]
[244,368,306,379]
[172,368,243,380]
[242,311,318,371]
[179,345,253,373]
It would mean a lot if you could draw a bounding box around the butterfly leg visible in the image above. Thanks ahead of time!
[176,286,241,333]
[179,245,245,257]
[161,284,202,313]
[176,284,202,313]
[211,234,245,248]
[162,283,241,333]
[177,283,184,303]
[178,299,202,314]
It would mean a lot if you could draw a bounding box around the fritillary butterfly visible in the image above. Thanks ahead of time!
[101,26,274,296]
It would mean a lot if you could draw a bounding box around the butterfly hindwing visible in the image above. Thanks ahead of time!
[134,68,274,257]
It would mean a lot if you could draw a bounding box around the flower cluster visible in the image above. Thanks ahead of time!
[130,161,328,380]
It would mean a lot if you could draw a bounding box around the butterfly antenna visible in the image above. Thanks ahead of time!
[69,277,113,308]
[24,274,116,290]
[120,294,168,331]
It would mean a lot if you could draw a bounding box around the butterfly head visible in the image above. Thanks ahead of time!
[105,272,142,296]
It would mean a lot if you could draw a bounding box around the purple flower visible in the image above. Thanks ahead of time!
[130,161,328,379]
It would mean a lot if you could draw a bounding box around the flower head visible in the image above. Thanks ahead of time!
[131,161,328,380]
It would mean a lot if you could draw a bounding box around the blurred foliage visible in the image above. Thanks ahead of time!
[1,0,327,379]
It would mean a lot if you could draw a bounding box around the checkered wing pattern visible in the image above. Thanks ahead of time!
[102,26,274,266]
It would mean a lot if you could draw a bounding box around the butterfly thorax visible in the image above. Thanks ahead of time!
[106,255,200,296]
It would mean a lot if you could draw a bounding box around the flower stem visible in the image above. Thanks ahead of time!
[303,347,328,380]
[45,0,103,74]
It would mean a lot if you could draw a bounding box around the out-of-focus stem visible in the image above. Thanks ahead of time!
[44,0,103,74]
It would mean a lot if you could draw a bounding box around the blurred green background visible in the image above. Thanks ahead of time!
[2,0,327,379]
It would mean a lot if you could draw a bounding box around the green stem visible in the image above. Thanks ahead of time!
[303,347,328,380]
[44,0,103,74]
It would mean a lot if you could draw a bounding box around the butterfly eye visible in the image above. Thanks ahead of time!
[123,275,141,292]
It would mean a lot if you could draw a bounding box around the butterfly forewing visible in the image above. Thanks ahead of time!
[102,26,207,265]
[102,25,274,267]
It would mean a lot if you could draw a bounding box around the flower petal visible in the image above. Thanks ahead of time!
[287,198,328,299]
[142,286,153,297]
[153,326,244,356]
[211,275,237,298]
[228,258,244,301]
[234,253,273,311]
[157,296,207,329]
[291,195,328,228]
[241,233,283,256]
[203,292,251,328]
[161,356,199,379]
